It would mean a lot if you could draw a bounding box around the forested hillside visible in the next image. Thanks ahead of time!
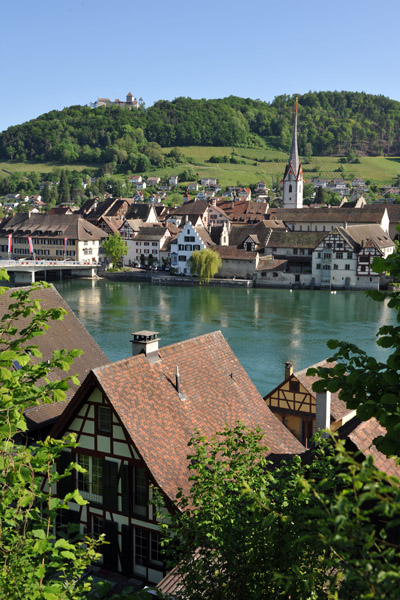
[1,92,400,171]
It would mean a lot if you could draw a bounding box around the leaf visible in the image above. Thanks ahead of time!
[60,550,76,560]
[32,529,46,539]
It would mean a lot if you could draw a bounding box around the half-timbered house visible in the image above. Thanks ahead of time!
[51,330,304,585]
[311,224,395,289]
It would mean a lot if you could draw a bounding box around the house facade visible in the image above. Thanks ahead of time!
[170,221,214,275]
[0,213,106,263]
[311,224,395,290]
[51,331,303,584]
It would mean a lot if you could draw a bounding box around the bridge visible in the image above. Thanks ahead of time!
[0,259,100,284]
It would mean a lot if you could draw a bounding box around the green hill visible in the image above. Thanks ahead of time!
[2,92,400,171]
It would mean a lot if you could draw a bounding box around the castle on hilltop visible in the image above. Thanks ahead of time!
[96,92,140,110]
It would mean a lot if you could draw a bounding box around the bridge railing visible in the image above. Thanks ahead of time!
[0,260,97,267]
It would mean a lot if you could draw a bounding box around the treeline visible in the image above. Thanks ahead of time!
[1,92,400,170]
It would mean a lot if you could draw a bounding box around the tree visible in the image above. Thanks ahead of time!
[308,246,400,457]
[102,233,128,268]
[0,277,102,599]
[188,249,221,284]
[58,170,70,205]
[159,424,400,600]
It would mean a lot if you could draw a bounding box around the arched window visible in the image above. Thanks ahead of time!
[289,184,293,193]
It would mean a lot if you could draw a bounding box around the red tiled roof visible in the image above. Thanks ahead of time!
[0,285,109,428]
[55,331,304,503]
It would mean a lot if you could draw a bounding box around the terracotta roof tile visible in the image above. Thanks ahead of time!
[77,331,305,503]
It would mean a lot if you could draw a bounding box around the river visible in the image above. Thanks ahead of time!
[54,279,394,396]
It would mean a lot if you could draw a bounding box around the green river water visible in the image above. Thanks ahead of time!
[54,279,394,396]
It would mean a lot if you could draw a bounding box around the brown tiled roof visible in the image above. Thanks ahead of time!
[256,258,287,272]
[134,226,168,242]
[195,225,215,247]
[338,224,394,251]
[0,285,109,428]
[267,231,326,249]
[55,331,304,503]
[0,213,106,241]
[337,416,400,478]
[125,203,156,221]
[229,221,280,249]
[215,247,258,261]
[270,206,387,224]
[170,200,209,217]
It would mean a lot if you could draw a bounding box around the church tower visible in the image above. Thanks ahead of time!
[282,98,303,209]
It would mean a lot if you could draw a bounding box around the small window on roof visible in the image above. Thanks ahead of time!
[289,380,300,392]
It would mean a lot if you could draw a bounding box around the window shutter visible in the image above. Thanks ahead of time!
[103,459,118,511]
[103,520,118,571]
[58,451,74,497]
[121,464,131,514]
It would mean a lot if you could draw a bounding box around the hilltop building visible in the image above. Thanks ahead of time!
[96,92,139,110]
[282,99,303,209]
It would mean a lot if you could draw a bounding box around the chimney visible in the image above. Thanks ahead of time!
[131,330,160,363]
[316,390,331,438]
[285,361,293,379]
[175,365,185,400]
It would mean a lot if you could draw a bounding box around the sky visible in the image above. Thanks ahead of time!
[2,0,400,133]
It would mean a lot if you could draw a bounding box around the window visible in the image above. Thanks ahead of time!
[316,263,321,269]
[150,531,162,565]
[184,236,195,242]
[293,248,298,255]
[289,380,300,392]
[152,242,157,246]
[323,265,331,270]
[135,528,148,566]
[289,184,293,193]
[333,264,338,270]
[98,406,112,434]
[178,255,186,262]
[77,455,103,503]
[347,252,353,259]
[134,467,147,516]
[345,264,350,270]
[324,253,330,259]
[317,252,322,258]
[92,515,104,538]
[336,252,343,259]
[185,244,192,251]
[194,245,200,250]
[178,244,184,251]
[299,249,305,256]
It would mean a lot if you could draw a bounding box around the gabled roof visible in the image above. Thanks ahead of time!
[125,203,157,222]
[270,206,387,224]
[0,285,109,429]
[52,331,304,503]
[0,213,106,241]
[338,224,394,251]
[267,231,326,249]
[133,226,168,242]
[194,225,215,247]
[215,247,258,261]
[169,200,209,217]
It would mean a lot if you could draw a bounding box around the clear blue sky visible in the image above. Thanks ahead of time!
[2,0,399,133]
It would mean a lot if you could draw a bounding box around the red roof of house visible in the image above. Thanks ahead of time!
[53,331,304,503]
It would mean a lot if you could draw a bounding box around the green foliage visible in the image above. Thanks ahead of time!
[102,233,128,267]
[159,424,400,600]
[308,246,400,457]
[3,92,400,170]
[0,279,103,599]
[188,249,222,284]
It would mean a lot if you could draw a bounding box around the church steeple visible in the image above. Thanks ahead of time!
[288,97,300,176]
[282,97,303,209]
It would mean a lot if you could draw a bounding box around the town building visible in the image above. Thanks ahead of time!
[51,330,304,584]
[0,213,106,263]
[311,224,395,290]
[96,92,139,110]
[282,100,303,209]
[170,220,214,275]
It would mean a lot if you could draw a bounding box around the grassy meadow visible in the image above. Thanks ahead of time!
[0,148,399,190]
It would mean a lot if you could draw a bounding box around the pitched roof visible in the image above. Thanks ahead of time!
[0,213,106,241]
[194,225,215,247]
[0,285,109,429]
[125,203,156,221]
[338,224,394,251]
[54,331,304,503]
[215,247,258,261]
[133,226,168,242]
[267,230,326,249]
[256,257,287,272]
[270,206,387,224]
[170,200,209,217]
